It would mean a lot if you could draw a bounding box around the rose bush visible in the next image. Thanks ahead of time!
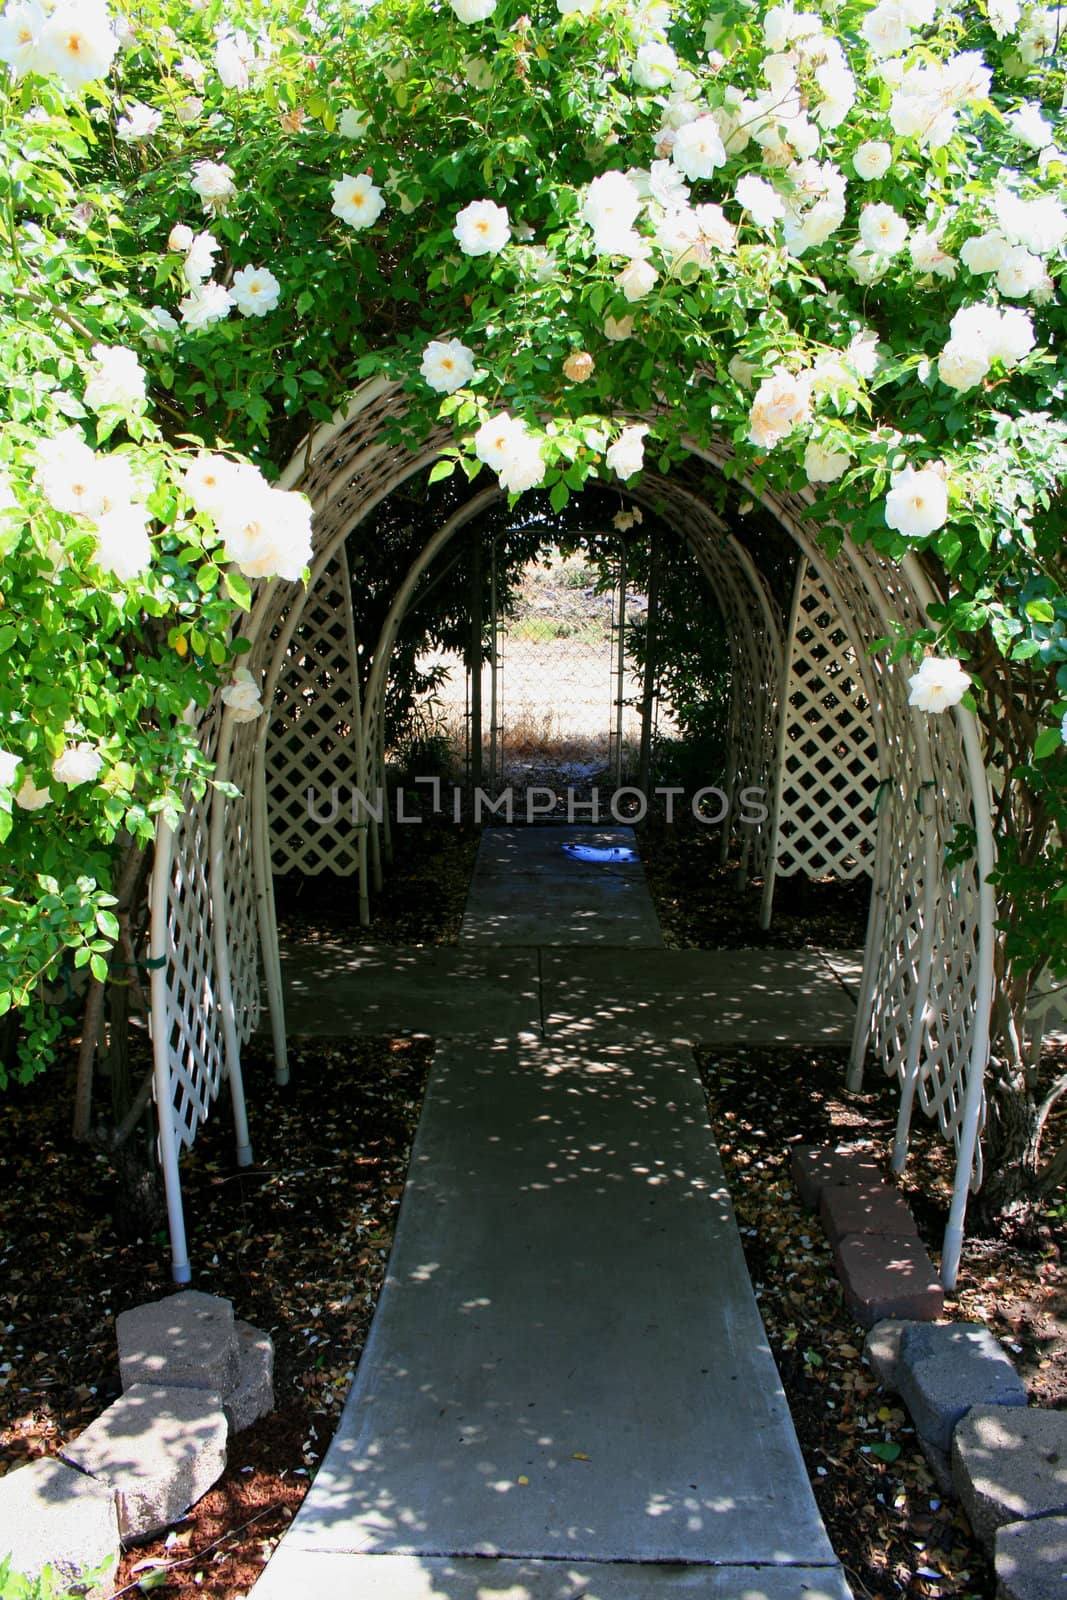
[0,0,1063,1210]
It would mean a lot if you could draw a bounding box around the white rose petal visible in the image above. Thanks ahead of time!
[937,339,991,392]
[117,101,162,142]
[852,140,892,181]
[450,0,496,20]
[885,464,948,538]
[747,367,813,450]
[231,265,282,317]
[421,337,476,394]
[803,439,851,483]
[615,255,658,301]
[0,1,47,80]
[671,115,727,180]
[0,749,20,787]
[907,655,970,713]
[331,171,386,230]
[605,424,650,480]
[221,667,264,722]
[84,343,147,413]
[15,775,51,810]
[735,174,785,229]
[36,0,119,89]
[453,198,510,256]
[178,281,233,329]
[93,502,152,581]
[52,741,103,787]
[632,40,677,91]
[190,159,237,216]
[859,202,909,257]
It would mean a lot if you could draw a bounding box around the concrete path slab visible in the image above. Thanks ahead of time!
[267,1040,839,1572]
[818,950,865,999]
[542,950,856,1045]
[277,943,542,1039]
[459,828,663,948]
[252,1548,852,1599]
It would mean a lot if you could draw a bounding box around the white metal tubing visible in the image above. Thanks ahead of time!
[208,707,254,1166]
[902,556,997,1290]
[339,544,371,926]
[148,815,192,1285]
[760,560,807,930]
[251,731,289,1085]
[891,797,940,1169]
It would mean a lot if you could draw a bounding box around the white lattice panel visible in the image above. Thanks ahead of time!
[225,717,262,1043]
[154,707,227,1155]
[776,563,881,880]
[267,557,364,876]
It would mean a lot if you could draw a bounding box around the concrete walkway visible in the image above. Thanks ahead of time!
[254,828,853,1599]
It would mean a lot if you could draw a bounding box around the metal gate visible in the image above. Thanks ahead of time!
[477,537,645,795]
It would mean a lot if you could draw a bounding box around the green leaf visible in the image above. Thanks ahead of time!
[869,1441,901,1463]
[427,458,455,485]
[89,952,109,982]
[1034,726,1064,760]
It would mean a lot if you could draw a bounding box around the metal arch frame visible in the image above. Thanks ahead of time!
[149,379,996,1291]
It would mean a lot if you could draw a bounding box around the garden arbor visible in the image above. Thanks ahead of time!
[149,377,994,1293]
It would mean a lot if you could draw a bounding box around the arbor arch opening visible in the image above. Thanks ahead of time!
[148,380,994,1294]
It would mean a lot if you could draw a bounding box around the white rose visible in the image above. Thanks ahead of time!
[605,424,650,480]
[615,255,658,301]
[331,172,386,230]
[747,368,813,450]
[632,40,677,90]
[474,412,522,474]
[0,1,46,80]
[497,425,545,494]
[182,230,219,287]
[420,337,476,393]
[910,227,957,279]
[671,115,727,180]
[728,353,757,388]
[937,339,990,392]
[93,502,152,582]
[221,667,264,722]
[190,159,237,216]
[960,230,1010,274]
[861,0,919,58]
[338,107,369,138]
[987,306,1036,366]
[453,198,510,256]
[215,28,254,90]
[450,0,496,20]
[852,140,892,181]
[84,344,147,413]
[1009,101,1053,148]
[997,244,1046,298]
[117,101,162,142]
[0,749,20,787]
[603,314,634,341]
[15,775,51,810]
[176,97,203,125]
[859,202,908,256]
[582,172,641,243]
[178,281,233,329]
[803,439,851,483]
[168,223,194,253]
[37,0,119,88]
[231,265,282,317]
[184,454,263,519]
[52,741,104,787]
[219,487,313,581]
[996,188,1067,254]
[884,465,948,538]
[735,174,785,229]
[987,0,1021,37]
[907,655,970,713]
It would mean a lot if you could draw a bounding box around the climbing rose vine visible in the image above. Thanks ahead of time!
[0,0,1064,1176]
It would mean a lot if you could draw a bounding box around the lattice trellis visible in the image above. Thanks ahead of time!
[774,562,881,881]
[151,708,226,1161]
[267,554,364,877]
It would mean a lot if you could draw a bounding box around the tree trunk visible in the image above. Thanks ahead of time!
[971,1066,1046,1230]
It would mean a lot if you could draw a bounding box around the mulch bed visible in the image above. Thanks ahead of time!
[0,1034,432,1599]
[698,1043,1065,1600]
